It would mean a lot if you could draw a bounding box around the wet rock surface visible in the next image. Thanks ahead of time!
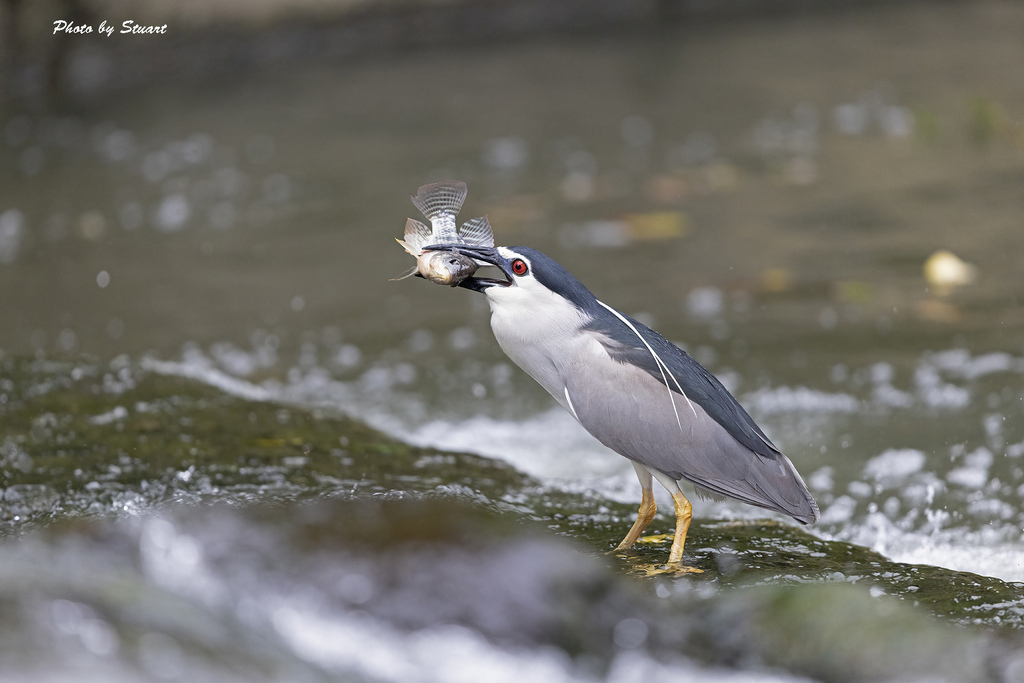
[3,357,1024,681]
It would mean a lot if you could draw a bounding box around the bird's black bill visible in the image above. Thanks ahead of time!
[422,244,513,291]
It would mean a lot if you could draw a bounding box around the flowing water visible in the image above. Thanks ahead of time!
[3,1,1024,680]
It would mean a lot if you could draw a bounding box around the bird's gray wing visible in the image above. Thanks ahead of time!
[562,341,818,523]
[584,302,781,460]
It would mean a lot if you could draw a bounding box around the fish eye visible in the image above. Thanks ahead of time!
[511,259,528,276]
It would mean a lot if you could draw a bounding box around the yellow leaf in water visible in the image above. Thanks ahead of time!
[762,268,794,293]
[970,96,1010,147]
[621,212,689,241]
[835,280,872,303]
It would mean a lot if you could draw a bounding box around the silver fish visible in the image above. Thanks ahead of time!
[395,180,494,287]
[412,249,479,287]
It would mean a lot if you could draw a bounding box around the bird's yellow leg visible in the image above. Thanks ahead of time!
[626,472,703,575]
[666,489,693,565]
[614,486,657,551]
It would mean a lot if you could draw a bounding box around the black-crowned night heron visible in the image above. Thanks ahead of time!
[421,243,819,569]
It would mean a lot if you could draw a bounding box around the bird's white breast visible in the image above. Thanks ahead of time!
[484,276,593,403]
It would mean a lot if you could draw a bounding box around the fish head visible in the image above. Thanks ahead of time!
[422,244,515,292]
[418,248,478,287]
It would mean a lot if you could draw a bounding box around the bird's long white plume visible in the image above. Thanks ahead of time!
[596,300,697,435]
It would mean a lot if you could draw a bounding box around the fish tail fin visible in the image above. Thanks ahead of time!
[410,180,467,221]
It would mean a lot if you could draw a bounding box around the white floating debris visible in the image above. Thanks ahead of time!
[924,250,976,295]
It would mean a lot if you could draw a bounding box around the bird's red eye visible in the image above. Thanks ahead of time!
[511,259,528,276]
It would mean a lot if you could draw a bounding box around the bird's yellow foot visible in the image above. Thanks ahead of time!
[635,533,672,544]
[607,533,670,556]
[630,561,704,577]
[612,535,704,575]
[646,563,704,576]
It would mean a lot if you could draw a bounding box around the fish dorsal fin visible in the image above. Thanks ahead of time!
[410,181,467,221]
[459,216,494,247]
[405,217,432,239]
[395,237,419,256]
[401,218,432,254]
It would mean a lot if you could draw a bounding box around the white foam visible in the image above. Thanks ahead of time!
[89,405,129,425]
[406,408,626,483]
[823,512,1024,584]
[742,386,860,415]
[946,447,993,490]
[143,344,1024,585]
[140,349,779,514]
[142,357,273,403]
[862,449,926,485]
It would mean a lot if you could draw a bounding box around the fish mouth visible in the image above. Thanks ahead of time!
[422,244,514,292]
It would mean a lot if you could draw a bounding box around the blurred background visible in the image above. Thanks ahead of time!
[2,0,1024,681]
